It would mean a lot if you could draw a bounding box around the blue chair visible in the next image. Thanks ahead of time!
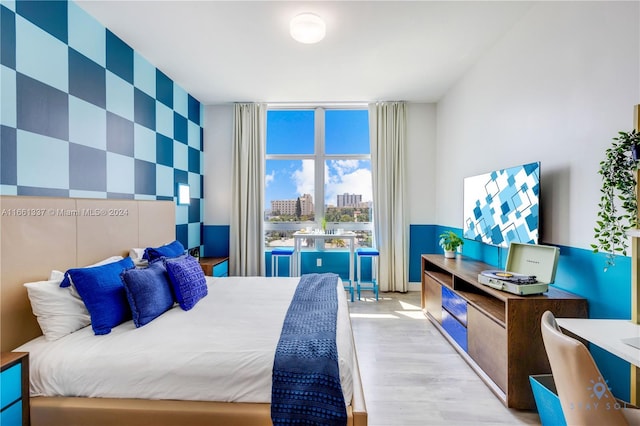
[271,247,295,277]
[356,247,379,300]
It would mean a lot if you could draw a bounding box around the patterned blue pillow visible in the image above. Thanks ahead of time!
[143,240,185,262]
[64,257,135,335]
[165,255,208,311]
[121,262,175,328]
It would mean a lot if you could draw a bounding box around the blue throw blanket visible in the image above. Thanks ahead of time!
[271,273,347,426]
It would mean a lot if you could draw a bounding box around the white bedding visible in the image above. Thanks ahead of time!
[15,276,354,405]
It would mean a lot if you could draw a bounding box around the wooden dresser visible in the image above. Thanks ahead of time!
[199,257,229,277]
[421,254,588,409]
[1,352,29,426]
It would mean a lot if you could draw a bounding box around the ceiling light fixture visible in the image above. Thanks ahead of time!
[290,13,326,44]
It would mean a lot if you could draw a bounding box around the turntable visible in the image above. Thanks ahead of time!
[477,242,560,295]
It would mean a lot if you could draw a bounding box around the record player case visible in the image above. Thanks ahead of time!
[478,242,561,295]
[421,254,587,409]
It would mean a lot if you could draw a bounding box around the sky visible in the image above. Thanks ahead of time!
[265,109,372,209]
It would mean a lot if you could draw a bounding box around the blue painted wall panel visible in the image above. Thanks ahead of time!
[203,225,230,257]
[1,0,204,249]
[409,224,438,282]
[16,0,67,43]
[105,29,133,84]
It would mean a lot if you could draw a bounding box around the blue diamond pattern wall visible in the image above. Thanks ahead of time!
[0,0,204,250]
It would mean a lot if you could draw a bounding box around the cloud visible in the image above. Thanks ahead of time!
[265,170,275,187]
[287,159,372,207]
[332,160,360,177]
[325,160,372,205]
[292,159,314,196]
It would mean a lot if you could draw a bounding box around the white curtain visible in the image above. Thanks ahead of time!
[369,102,408,292]
[230,103,265,276]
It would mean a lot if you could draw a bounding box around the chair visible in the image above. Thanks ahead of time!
[540,311,640,426]
[356,247,379,301]
[271,247,295,277]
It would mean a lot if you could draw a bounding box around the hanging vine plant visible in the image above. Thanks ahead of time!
[592,129,640,270]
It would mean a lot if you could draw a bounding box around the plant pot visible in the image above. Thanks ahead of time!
[444,250,456,259]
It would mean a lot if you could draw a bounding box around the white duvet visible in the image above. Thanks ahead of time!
[15,276,354,405]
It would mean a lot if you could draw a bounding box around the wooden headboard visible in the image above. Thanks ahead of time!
[0,196,176,352]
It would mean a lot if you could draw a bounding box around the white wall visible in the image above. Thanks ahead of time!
[436,1,639,250]
[406,103,437,224]
[204,103,438,226]
[203,104,234,225]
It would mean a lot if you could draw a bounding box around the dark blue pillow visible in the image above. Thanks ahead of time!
[121,262,175,328]
[64,257,135,335]
[143,240,185,262]
[165,255,208,311]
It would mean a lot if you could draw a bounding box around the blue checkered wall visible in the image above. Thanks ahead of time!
[0,0,204,250]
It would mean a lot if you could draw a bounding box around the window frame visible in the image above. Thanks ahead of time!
[264,104,373,240]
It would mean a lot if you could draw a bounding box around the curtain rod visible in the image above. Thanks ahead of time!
[266,101,369,108]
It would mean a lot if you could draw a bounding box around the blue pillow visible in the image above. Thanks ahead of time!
[64,257,135,335]
[165,255,208,311]
[143,240,185,262]
[121,262,175,328]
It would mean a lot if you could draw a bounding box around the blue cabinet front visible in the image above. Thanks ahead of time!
[442,309,468,352]
[212,260,228,277]
[0,363,22,426]
[442,286,468,326]
[0,363,21,409]
[0,400,21,426]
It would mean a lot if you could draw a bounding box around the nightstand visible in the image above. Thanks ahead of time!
[199,257,229,277]
[1,352,29,426]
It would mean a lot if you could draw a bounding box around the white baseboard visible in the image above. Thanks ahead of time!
[408,281,421,292]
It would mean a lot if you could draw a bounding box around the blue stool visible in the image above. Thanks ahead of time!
[271,247,295,277]
[344,279,355,302]
[356,247,379,300]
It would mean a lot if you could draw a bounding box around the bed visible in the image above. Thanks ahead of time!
[0,195,367,426]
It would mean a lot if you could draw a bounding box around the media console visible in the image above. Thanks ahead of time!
[421,254,588,409]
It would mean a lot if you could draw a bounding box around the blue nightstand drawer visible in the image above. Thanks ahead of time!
[442,309,468,352]
[0,400,22,426]
[0,363,21,409]
[442,286,467,325]
[213,260,228,277]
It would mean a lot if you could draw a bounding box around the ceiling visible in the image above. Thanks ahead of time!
[76,1,534,105]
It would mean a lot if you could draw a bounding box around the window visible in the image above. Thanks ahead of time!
[264,107,373,250]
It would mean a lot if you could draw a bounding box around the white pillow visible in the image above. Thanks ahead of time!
[128,248,148,267]
[24,279,91,341]
[50,270,64,281]
[91,255,125,267]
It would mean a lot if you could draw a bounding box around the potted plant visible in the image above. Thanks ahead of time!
[439,231,464,259]
[592,129,640,270]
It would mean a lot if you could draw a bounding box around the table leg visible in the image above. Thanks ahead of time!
[633,365,639,405]
[295,238,301,277]
[349,237,354,285]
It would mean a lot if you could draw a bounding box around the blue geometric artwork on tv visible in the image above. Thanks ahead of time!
[463,162,540,248]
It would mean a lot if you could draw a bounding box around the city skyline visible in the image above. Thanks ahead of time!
[268,192,369,215]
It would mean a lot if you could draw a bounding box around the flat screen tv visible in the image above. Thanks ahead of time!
[463,162,540,248]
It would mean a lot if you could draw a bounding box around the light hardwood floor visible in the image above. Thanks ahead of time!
[348,291,542,426]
